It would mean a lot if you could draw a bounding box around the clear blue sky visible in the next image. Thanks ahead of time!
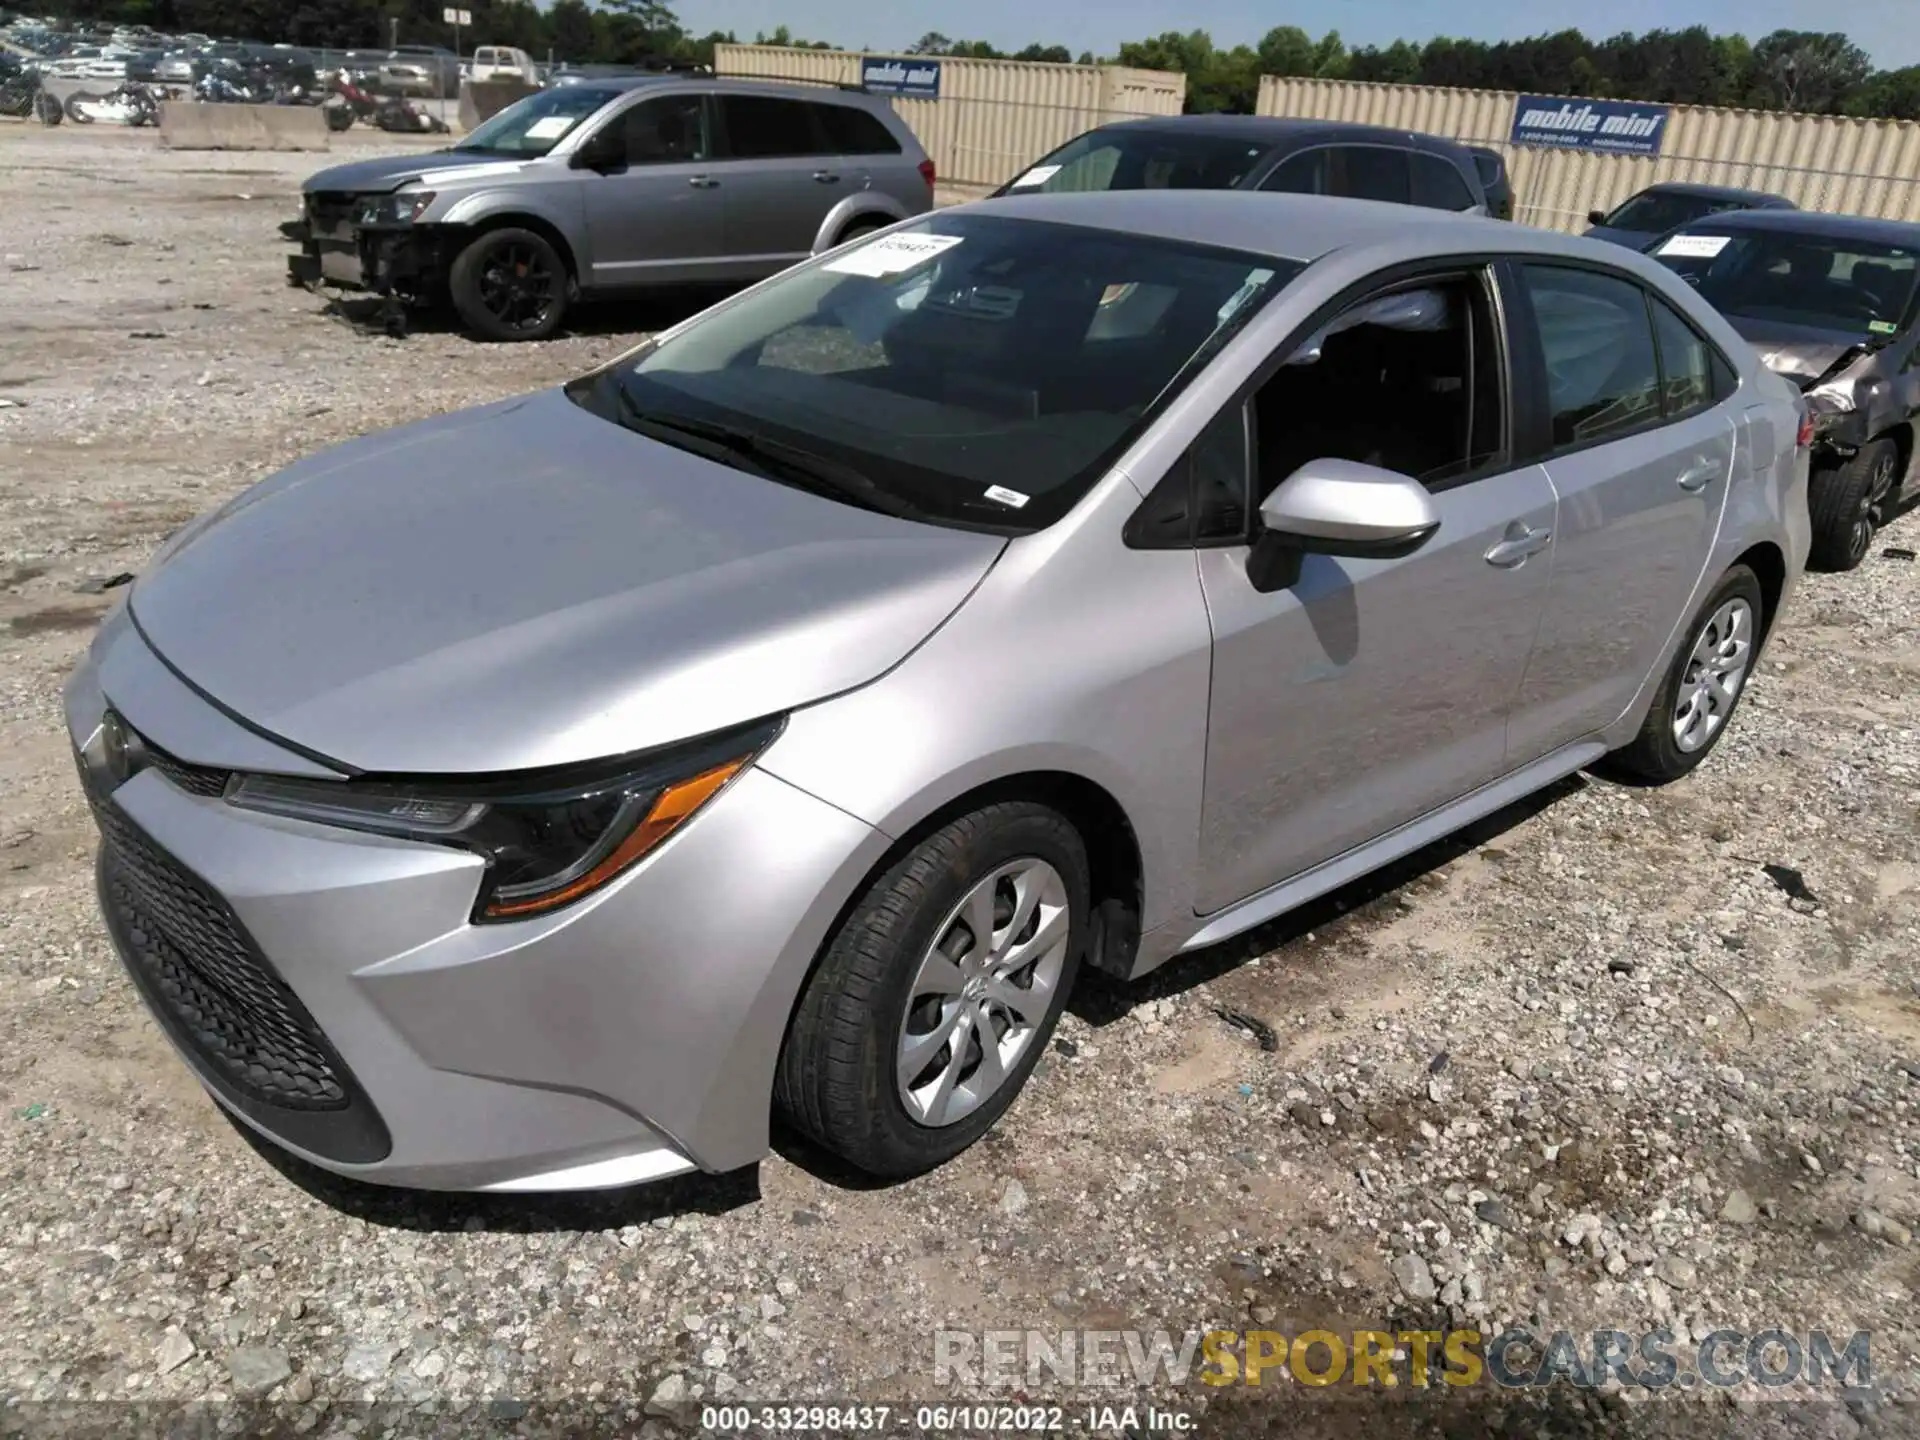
[690,0,1920,70]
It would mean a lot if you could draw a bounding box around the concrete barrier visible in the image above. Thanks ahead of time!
[458,79,538,132]
[158,101,331,152]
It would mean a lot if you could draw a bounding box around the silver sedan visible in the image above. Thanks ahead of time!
[67,191,1811,1191]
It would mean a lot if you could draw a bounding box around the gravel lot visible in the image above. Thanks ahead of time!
[4,122,1920,1439]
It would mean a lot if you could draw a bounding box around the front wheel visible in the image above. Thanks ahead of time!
[1809,437,1901,572]
[63,92,99,123]
[447,227,569,342]
[1601,563,1764,784]
[33,90,62,125]
[775,801,1088,1178]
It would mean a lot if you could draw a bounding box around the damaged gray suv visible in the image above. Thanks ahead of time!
[286,77,935,340]
[1653,208,1920,569]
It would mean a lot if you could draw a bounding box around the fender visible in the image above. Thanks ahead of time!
[809,192,917,257]
[436,187,587,254]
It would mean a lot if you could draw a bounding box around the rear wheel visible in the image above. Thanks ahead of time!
[33,90,61,125]
[1602,564,1763,784]
[63,91,99,123]
[834,217,888,248]
[775,802,1087,1178]
[448,227,569,343]
[1808,437,1900,572]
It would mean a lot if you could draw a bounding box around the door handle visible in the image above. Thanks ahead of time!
[1676,457,1719,492]
[687,175,719,189]
[812,170,841,183]
[1484,523,1552,568]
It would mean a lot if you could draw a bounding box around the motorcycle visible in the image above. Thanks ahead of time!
[63,81,161,126]
[324,70,447,133]
[0,66,63,124]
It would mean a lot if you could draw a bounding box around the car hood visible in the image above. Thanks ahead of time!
[1722,314,1869,389]
[128,389,1005,775]
[300,149,528,195]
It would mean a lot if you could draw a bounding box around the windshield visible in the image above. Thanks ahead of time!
[1602,191,1758,234]
[456,85,620,156]
[567,212,1295,532]
[1653,227,1919,339]
[1001,129,1269,196]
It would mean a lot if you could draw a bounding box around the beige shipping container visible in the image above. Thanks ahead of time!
[715,45,1186,193]
[1257,74,1920,231]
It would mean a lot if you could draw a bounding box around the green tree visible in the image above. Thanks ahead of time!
[1747,30,1872,113]
[1255,25,1314,77]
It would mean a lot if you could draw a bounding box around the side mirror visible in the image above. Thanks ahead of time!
[569,127,624,170]
[1247,458,1440,593]
[1587,209,1608,226]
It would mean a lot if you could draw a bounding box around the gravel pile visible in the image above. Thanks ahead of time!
[2,125,1918,1438]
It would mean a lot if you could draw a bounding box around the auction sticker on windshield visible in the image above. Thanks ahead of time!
[525,115,575,140]
[1010,164,1061,188]
[1657,234,1732,258]
[823,233,964,278]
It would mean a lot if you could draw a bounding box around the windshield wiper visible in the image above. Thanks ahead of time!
[614,402,925,522]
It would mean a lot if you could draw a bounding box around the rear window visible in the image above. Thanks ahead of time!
[1410,153,1475,211]
[721,95,824,159]
[1602,191,1755,234]
[1003,129,1267,195]
[1470,151,1503,186]
[569,212,1298,533]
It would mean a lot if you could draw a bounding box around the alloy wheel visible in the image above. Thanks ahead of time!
[1850,452,1899,562]
[1672,596,1754,753]
[896,858,1071,1128]
[476,241,558,334]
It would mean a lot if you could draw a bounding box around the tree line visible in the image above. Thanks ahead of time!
[22,1,1920,120]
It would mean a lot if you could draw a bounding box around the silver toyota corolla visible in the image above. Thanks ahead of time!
[69,192,1810,1192]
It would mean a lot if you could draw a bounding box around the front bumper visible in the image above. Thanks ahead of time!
[286,203,451,297]
[65,607,889,1191]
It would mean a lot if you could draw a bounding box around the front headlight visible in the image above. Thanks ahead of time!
[358,190,436,225]
[226,717,783,922]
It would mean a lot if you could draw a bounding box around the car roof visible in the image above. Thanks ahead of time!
[961,188,1578,264]
[1097,114,1472,157]
[1638,181,1791,205]
[1671,206,1920,247]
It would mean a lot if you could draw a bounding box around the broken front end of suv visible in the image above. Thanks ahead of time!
[283,190,454,337]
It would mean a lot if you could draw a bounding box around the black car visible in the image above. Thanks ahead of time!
[991,116,1492,217]
[1586,182,1795,251]
[1653,207,1920,570]
[1467,145,1513,221]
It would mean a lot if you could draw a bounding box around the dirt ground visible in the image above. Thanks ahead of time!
[3,122,1920,1439]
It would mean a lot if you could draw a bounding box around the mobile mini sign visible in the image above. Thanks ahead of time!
[861,57,941,99]
[1510,95,1671,156]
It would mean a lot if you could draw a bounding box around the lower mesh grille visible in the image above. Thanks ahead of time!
[96,801,347,1110]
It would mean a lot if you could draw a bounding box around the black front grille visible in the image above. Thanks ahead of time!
[143,746,230,798]
[97,801,347,1110]
[79,727,392,1164]
[307,190,359,225]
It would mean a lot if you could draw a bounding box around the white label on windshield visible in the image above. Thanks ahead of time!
[525,115,574,140]
[823,233,963,278]
[1010,164,1061,188]
[1218,268,1276,324]
[1657,234,1731,258]
[984,485,1030,509]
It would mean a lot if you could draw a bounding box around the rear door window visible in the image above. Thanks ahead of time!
[1521,264,1664,449]
[1259,149,1328,195]
[1411,153,1477,211]
[815,102,901,155]
[719,95,828,159]
[1329,147,1411,205]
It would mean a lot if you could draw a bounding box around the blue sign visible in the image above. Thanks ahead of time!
[862,57,941,99]
[1510,94,1670,156]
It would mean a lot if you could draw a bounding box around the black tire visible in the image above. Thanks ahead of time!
[33,91,62,126]
[447,227,570,342]
[1602,563,1765,784]
[63,92,98,123]
[323,104,354,132]
[834,217,888,248]
[1808,437,1901,572]
[775,801,1089,1179]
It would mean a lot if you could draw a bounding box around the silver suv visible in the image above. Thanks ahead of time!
[285,78,935,340]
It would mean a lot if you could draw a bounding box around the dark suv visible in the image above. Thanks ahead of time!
[992,116,1491,216]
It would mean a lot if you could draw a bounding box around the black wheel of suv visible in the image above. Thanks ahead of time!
[448,227,569,342]
[775,801,1088,1179]
[834,218,887,248]
[1601,563,1764,785]
[1808,437,1901,572]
